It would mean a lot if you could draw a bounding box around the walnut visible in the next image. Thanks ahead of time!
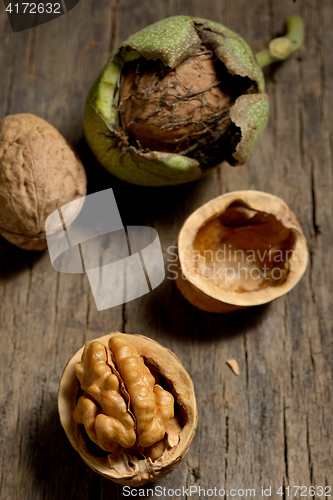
[0,113,87,250]
[119,49,233,155]
[73,341,136,451]
[176,190,308,312]
[58,332,197,486]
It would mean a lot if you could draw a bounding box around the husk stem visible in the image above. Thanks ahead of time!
[255,15,304,69]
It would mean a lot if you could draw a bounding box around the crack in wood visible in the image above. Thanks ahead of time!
[84,293,90,344]
[297,90,305,172]
[186,461,200,483]
[122,301,127,332]
[5,53,15,116]
[0,455,4,495]
[283,400,289,484]
[306,414,314,484]
[310,162,321,237]
[28,28,37,77]
[26,263,33,309]
[317,26,327,124]
[243,332,249,393]
[308,247,317,306]
[224,402,229,489]
[309,338,316,378]
[109,0,121,54]
[54,272,60,318]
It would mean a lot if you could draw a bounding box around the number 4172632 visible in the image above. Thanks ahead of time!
[277,486,331,496]
[6,3,61,14]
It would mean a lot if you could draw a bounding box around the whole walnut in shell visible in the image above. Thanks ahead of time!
[58,332,198,486]
[0,113,87,250]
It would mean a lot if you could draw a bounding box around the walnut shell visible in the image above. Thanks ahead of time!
[84,16,269,186]
[119,48,233,154]
[176,190,308,312]
[0,113,87,250]
[58,332,198,486]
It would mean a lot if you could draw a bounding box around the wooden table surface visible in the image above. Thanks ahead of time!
[1,0,332,499]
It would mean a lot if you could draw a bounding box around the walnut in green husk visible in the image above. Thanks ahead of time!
[84,15,304,186]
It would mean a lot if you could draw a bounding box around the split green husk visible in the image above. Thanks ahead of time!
[84,15,304,186]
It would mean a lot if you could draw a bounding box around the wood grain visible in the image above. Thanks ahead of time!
[0,0,332,499]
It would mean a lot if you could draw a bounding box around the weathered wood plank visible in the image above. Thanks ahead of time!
[0,0,332,499]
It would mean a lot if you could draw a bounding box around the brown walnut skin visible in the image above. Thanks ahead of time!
[176,191,308,313]
[0,113,87,250]
[58,332,198,486]
[120,49,233,156]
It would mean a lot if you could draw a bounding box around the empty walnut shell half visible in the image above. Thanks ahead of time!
[58,332,197,486]
[176,190,308,313]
